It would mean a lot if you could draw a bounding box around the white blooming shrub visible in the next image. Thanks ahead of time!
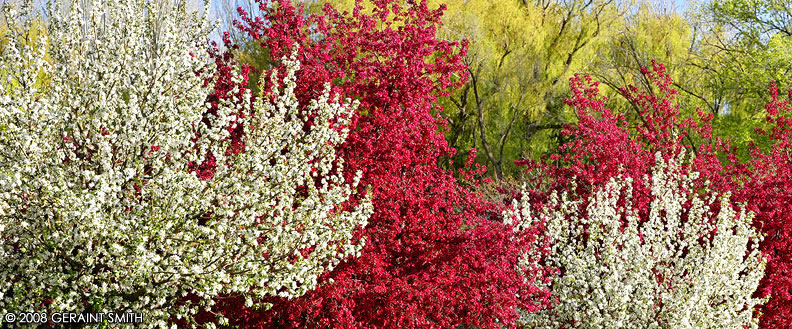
[0,0,372,327]
[508,154,766,329]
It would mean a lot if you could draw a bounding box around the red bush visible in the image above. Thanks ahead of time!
[740,83,792,328]
[200,1,551,328]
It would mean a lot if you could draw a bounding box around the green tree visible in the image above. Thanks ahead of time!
[708,0,792,103]
[589,2,729,155]
[438,0,627,179]
[699,0,792,153]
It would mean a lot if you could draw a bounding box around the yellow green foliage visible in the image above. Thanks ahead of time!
[435,0,625,178]
[0,17,50,92]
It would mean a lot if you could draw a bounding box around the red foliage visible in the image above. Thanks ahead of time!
[201,0,550,328]
[188,32,253,181]
[738,83,792,328]
[523,60,792,328]
[517,62,712,217]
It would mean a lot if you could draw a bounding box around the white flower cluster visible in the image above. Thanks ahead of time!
[508,154,766,329]
[0,0,372,327]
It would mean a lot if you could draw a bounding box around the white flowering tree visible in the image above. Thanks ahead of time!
[508,154,766,329]
[0,0,372,327]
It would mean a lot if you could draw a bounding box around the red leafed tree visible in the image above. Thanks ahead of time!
[522,60,792,328]
[739,84,792,328]
[518,62,716,217]
[201,0,550,328]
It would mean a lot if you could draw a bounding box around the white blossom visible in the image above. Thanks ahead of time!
[508,154,766,329]
[0,0,372,327]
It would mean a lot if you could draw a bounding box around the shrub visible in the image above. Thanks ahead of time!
[0,1,370,327]
[509,154,766,329]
